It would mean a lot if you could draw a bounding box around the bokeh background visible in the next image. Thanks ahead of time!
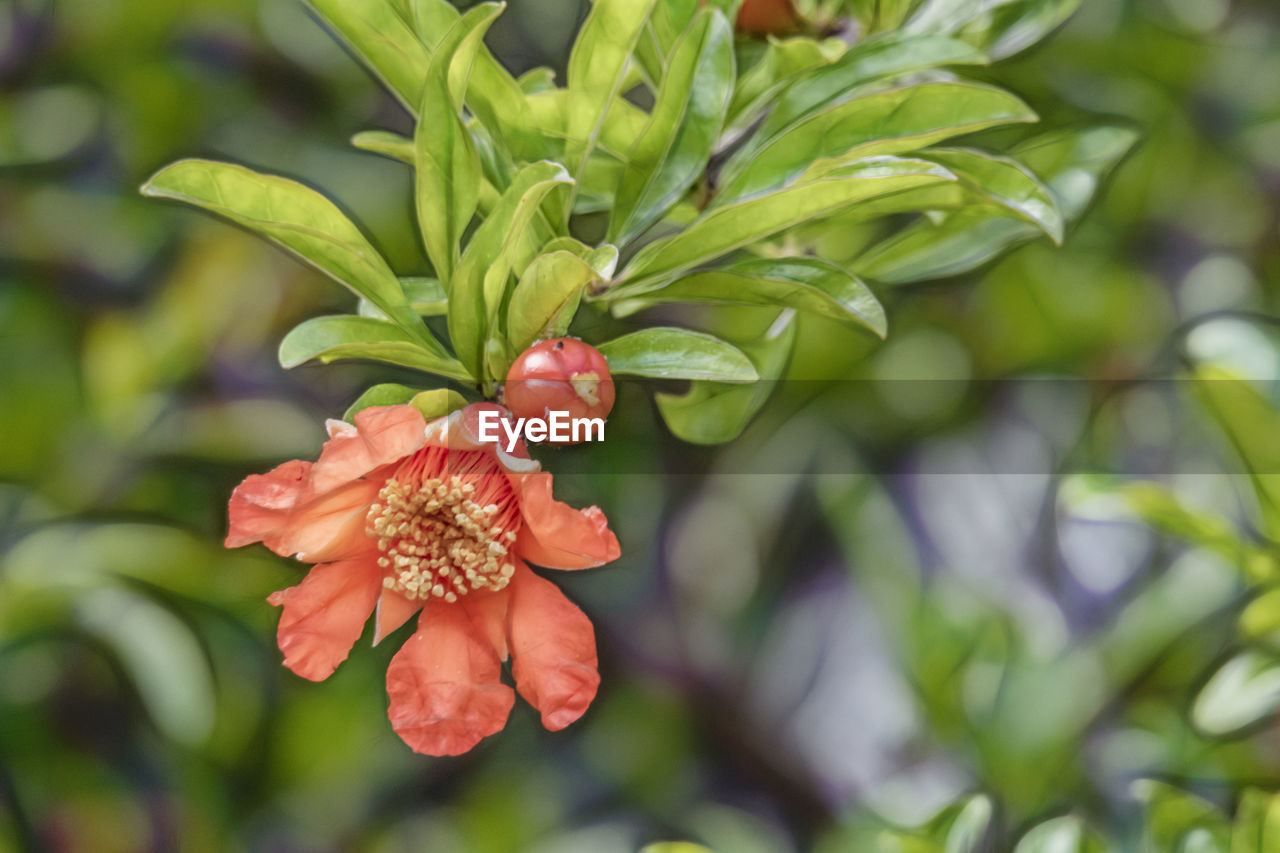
[3,0,1280,849]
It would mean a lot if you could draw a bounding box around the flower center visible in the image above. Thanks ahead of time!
[366,447,520,602]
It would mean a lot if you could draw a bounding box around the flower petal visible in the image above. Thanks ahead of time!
[267,557,382,681]
[507,563,600,731]
[310,405,427,493]
[227,465,381,561]
[514,473,620,570]
[372,589,421,646]
[461,589,511,661]
[386,605,515,756]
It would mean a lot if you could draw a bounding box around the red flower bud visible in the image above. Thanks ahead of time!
[704,0,800,36]
[504,339,615,442]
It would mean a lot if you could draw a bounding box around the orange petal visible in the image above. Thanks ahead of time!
[310,405,427,493]
[514,473,620,570]
[507,564,599,731]
[227,466,381,561]
[461,588,511,661]
[386,605,515,756]
[267,557,382,681]
[373,589,421,646]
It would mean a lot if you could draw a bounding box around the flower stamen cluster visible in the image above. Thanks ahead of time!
[367,447,520,602]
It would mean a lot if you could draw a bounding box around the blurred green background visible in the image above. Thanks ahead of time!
[3,0,1280,850]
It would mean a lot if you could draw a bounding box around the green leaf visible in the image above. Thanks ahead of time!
[749,34,988,149]
[610,257,886,336]
[414,3,502,285]
[1192,651,1280,737]
[447,161,574,380]
[505,251,599,355]
[1013,816,1106,853]
[564,0,660,206]
[358,277,448,320]
[141,159,424,337]
[725,36,845,143]
[344,382,423,419]
[509,63,551,91]
[409,0,545,163]
[1192,368,1280,542]
[716,81,1035,203]
[352,129,414,164]
[1241,589,1280,649]
[304,0,430,112]
[655,311,796,444]
[618,156,956,287]
[854,125,1137,284]
[1134,781,1231,853]
[279,315,472,381]
[917,147,1063,241]
[608,10,734,245]
[1232,790,1280,853]
[906,0,1083,60]
[598,327,758,382]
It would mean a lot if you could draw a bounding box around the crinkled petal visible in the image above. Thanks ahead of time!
[267,557,383,681]
[372,588,421,646]
[310,405,427,493]
[426,403,539,471]
[507,563,600,731]
[227,462,381,561]
[386,605,515,756]
[514,473,620,570]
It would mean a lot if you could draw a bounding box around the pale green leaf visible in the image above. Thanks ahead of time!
[414,4,502,285]
[141,158,424,336]
[279,315,472,381]
[506,251,600,355]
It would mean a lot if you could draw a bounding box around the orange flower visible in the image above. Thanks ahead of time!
[225,402,620,756]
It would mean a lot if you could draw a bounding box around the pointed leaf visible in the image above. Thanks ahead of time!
[414,4,502,285]
[506,251,600,355]
[655,311,797,444]
[619,156,956,287]
[352,129,414,164]
[611,257,886,336]
[716,81,1035,203]
[141,159,425,336]
[280,315,472,381]
[447,161,574,379]
[598,327,758,382]
[609,10,734,245]
[304,0,430,112]
[564,0,659,202]
[1192,650,1280,736]
[854,125,1138,284]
